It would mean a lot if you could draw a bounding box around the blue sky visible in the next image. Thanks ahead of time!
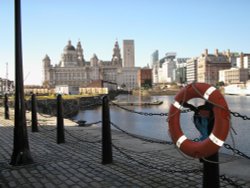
[1,0,250,85]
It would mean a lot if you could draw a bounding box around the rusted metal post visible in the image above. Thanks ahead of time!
[203,152,219,188]
[57,94,65,144]
[10,0,33,165]
[31,94,38,132]
[4,93,9,119]
[102,96,112,164]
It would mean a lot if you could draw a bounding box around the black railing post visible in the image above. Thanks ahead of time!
[4,93,9,119]
[10,0,33,165]
[102,96,113,164]
[31,94,38,132]
[203,152,219,188]
[57,94,65,144]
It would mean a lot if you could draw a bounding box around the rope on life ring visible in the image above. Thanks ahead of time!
[168,82,230,158]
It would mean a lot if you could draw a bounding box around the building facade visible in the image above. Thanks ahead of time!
[197,49,231,85]
[175,58,188,83]
[236,52,250,69]
[186,57,198,83]
[117,67,140,91]
[219,68,249,84]
[43,40,123,91]
[0,78,14,95]
[151,50,159,84]
[123,40,135,67]
[138,68,152,88]
[161,52,176,83]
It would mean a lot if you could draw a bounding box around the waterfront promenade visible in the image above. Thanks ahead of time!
[0,107,250,187]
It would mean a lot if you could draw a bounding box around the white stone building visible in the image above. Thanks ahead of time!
[236,53,250,69]
[219,68,249,84]
[186,57,198,83]
[43,40,123,91]
[161,52,176,83]
[151,52,177,84]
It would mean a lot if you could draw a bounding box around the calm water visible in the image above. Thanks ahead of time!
[73,94,250,156]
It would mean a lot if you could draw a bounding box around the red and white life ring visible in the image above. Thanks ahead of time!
[168,83,230,158]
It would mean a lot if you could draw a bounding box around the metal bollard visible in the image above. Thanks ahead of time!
[31,94,38,132]
[102,96,113,164]
[57,94,65,144]
[4,93,9,119]
[203,152,219,188]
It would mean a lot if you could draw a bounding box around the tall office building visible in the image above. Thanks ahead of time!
[123,40,135,67]
[151,50,159,65]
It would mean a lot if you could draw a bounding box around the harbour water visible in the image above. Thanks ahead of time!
[73,94,250,156]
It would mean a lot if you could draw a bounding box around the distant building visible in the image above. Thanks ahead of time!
[162,52,177,83]
[186,57,198,83]
[43,40,122,91]
[151,50,159,84]
[175,58,188,83]
[152,56,165,84]
[123,40,135,67]
[152,52,179,84]
[219,68,249,84]
[55,85,79,95]
[138,68,152,88]
[197,49,231,85]
[24,84,56,95]
[151,50,159,67]
[227,50,239,67]
[117,67,140,91]
[79,80,108,95]
[0,78,14,95]
[236,52,250,69]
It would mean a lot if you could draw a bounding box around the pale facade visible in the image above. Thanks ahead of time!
[43,40,122,90]
[162,53,176,83]
[175,58,188,83]
[186,57,198,83]
[151,50,159,84]
[197,49,231,85]
[236,53,250,69]
[123,40,135,67]
[219,68,249,84]
[0,78,14,95]
[117,67,140,91]
[152,52,177,84]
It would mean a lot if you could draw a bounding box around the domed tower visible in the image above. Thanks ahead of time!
[111,40,122,67]
[61,40,78,67]
[76,40,85,65]
[90,54,99,67]
[42,54,51,87]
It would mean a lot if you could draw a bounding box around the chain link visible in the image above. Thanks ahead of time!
[111,102,191,116]
[224,143,250,160]
[110,121,173,145]
[230,111,250,121]
[111,102,168,116]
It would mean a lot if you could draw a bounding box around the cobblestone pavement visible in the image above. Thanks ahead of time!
[0,108,250,187]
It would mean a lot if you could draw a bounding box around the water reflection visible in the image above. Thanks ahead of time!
[74,94,250,155]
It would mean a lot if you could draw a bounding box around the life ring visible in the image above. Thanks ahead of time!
[168,82,230,158]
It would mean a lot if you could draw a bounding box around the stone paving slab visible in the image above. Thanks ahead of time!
[0,107,250,187]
